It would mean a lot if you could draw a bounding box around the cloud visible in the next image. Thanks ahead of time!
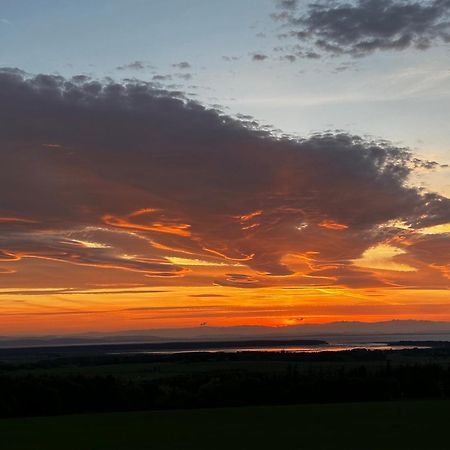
[214,273,267,288]
[0,231,187,277]
[222,55,241,61]
[152,74,172,81]
[276,0,299,10]
[172,61,191,69]
[354,244,416,272]
[280,54,297,62]
[252,53,269,61]
[0,68,448,289]
[116,61,151,71]
[333,61,358,73]
[273,0,450,57]
[174,73,192,80]
[189,294,229,297]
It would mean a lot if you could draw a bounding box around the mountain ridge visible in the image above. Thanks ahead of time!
[1,320,450,348]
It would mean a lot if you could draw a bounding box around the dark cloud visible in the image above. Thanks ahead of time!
[116,61,150,71]
[281,54,297,62]
[175,73,192,80]
[333,61,358,73]
[252,53,269,61]
[293,49,322,59]
[189,294,229,298]
[152,74,172,81]
[236,113,254,120]
[1,310,110,316]
[0,289,170,296]
[123,305,221,311]
[277,0,299,10]
[273,0,450,57]
[0,69,448,289]
[215,273,267,288]
[172,61,191,70]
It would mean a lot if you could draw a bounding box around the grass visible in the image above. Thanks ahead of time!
[1,400,449,450]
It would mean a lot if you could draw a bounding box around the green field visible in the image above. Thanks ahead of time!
[1,400,449,450]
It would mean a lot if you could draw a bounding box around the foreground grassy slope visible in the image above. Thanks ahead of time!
[1,401,449,450]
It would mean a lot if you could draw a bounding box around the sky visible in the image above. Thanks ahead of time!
[0,0,449,335]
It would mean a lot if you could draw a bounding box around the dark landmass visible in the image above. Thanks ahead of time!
[1,347,449,418]
[389,341,450,348]
[0,339,327,361]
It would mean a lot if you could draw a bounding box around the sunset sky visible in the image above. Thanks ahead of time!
[0,0,449,335]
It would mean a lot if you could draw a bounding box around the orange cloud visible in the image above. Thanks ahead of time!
[203,247,255,262]
[103,213,191,237]
[235,210,263,221]
[0,217,38,224]
[319,220,349,230]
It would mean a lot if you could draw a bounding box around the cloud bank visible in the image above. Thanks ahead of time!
[0,68,448,289]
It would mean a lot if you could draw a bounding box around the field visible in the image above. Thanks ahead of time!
[1,400,449,450]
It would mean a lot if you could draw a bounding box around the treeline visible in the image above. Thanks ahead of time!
[0,347,391,371]
[1,362,450,418]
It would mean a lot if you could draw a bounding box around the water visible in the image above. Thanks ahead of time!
[136,342,430,355]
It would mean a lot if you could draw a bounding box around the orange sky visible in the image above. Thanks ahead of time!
[1,284,449,335]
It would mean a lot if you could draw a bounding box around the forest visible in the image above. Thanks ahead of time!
[1,346,449,418]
